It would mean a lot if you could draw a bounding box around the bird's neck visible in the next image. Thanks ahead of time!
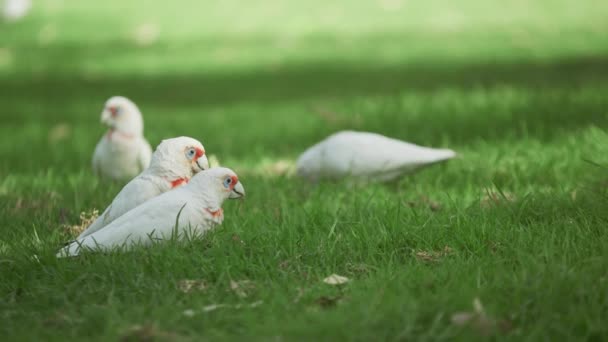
[142,166,192,190]
[106,128,138,141]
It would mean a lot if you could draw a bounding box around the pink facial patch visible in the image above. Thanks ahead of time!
[194,148,205,160]
[229,175,238,190]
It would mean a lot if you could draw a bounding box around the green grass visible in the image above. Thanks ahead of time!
[2,0,608,340]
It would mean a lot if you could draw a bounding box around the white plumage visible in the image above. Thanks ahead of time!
[59,167,244,257]
[2,0,31,21]
[296,131,456,182]
[92,96,153,181]
[78,136,209,239]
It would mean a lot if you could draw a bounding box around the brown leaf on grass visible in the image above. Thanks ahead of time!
[486,240,502,254]
[415,246,454,263]
[323,274,349,285]
[346,262,370,275]
[480,191,516,208]
[120,324,179,342]
[231,234,244,245]
[193,300,264,314]
[62,209,99,236]
[230,280,255,298]
[177,279,207,293]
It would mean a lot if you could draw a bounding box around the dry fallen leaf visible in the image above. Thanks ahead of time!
[177,279,207,293]
[202,304,227,313]
[196,301,263,314]
[62,209,99,236]
[230,280,255,298]
[480,191,517,208]
[415,246,454,263]
[323,274,349,285]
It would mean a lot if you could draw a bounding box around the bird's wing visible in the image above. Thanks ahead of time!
[301,131,455,179]
[91,139,104,176]
[137,138,153,173]
[61,190,191,256]
[76,177,161,239]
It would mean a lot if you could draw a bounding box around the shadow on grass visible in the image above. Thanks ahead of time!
[1,54,608,147]
[3,54,608,106]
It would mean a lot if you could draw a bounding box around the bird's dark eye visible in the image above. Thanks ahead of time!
[223,177,232,188]
[186,148,196,160]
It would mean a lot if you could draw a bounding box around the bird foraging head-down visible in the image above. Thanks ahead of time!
[101,96,145,137]
[148,136,210,185]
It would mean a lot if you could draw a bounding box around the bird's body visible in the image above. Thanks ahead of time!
[2,0,31,21]
[78,136,209,239]
[92,132,152,181]
[296,131,456,182]
[59,167,244,257]
[92,96,153,181]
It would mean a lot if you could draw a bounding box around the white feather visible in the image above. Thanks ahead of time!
[59,167,244,257]
[2,0,31,21]
[79,136,209,239]
[92,96,153,181]
[296,131,456,182]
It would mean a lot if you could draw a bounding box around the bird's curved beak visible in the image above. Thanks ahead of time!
[230,182,245,199]
[100,109,112,126]
[194,155,210,172]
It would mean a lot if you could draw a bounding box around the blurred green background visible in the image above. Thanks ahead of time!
[2,0,608,175]
[1,1,608,340]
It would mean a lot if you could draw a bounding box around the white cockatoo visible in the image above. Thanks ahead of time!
[92,96,153,181]
[59,167,245,257]
[77,136,209,240]
[2,0,31,21]
[296,131,456,182]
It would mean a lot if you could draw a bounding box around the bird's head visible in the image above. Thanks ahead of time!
[149,136,209,179]
[100,96,144,136]
[190,167,245,201]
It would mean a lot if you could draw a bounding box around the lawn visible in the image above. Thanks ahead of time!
[1,0,608,340]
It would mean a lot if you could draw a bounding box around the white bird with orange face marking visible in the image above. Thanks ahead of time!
[92,96,153,181]
[59,167,244,257]
[296,131,456,182]
[77,136,209,240]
